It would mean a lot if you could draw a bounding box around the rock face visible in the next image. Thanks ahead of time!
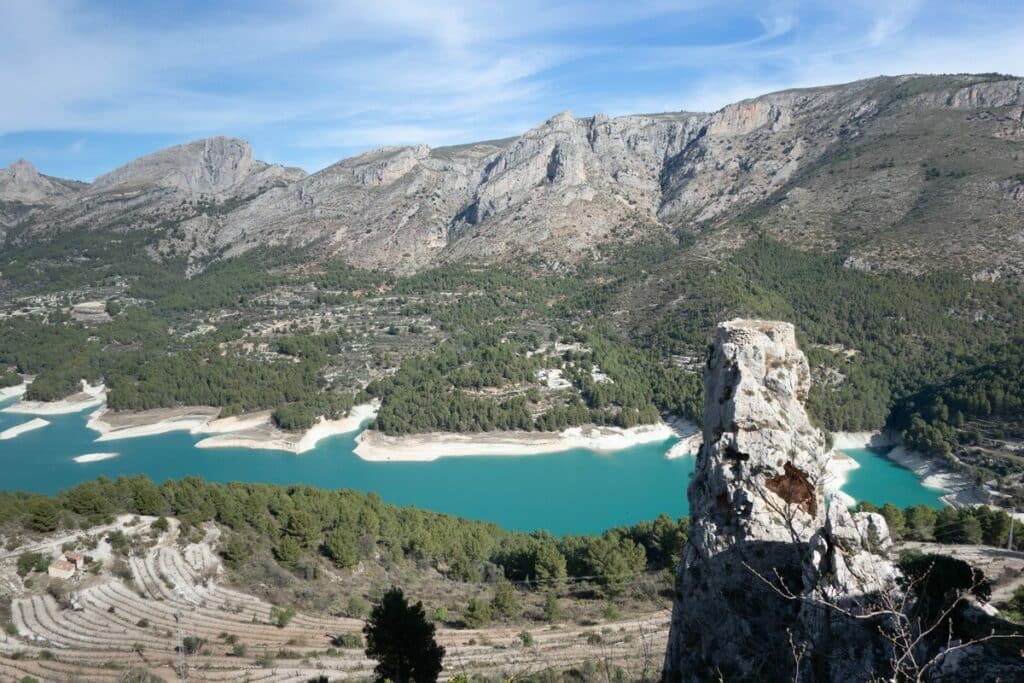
[5,73,1024,276]
[0,159,86,237]
[0,159,81,204]
[13,137,305,252]
[663,319,898,682]
[88,137,303,199]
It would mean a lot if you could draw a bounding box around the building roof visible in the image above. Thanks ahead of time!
[49,559,75,571]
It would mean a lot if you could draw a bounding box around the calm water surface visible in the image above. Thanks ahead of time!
[0,398,943,535]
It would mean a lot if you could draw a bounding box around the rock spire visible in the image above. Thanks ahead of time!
[663,319,898,682]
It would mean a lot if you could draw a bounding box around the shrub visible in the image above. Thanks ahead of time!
[491,577,519,620]
[463,597,492,628]
[16,552,48,578]
[330,632,363,648]
[270,605,296,628]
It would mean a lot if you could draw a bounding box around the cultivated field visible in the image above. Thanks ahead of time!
[0,517,669,682]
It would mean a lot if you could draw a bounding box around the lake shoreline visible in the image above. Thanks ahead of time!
[352,422,678,462]
[86,402,380,454]
[832,430,987,507]
[3,381,106,415]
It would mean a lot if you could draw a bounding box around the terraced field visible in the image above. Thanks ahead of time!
[1,518,669,681]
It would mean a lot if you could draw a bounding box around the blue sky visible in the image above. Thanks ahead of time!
[2,0,1022,181]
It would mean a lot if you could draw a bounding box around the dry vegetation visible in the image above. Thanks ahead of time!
[1,517,671,682]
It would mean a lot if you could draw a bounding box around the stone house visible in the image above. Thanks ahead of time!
[47,559,76,580]
[64,551,86,570]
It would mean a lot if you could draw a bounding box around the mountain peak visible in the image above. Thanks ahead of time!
[90,136,257,197]
[1,158,78,204]
[7,159,40,179]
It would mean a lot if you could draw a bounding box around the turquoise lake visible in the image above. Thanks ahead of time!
[0,397,944,535]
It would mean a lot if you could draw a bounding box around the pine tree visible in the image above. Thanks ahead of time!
[364,587,444,683]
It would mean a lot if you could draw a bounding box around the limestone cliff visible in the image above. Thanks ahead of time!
[6,73,1024,276]
[663,320,898,682]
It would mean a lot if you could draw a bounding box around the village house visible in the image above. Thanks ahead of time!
[64,551,86,570]
[47,559,76,580]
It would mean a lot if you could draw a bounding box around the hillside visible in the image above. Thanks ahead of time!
[1,73,1023,507]
[2,73,1022,277]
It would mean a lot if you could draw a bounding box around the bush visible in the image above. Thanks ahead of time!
[270,605,296,628]
[345,595,370,618]
[330,632,363,648]
[182,636,204,655]
[463,597,492,628]
[491,578,519,620]
[16,552,48,578]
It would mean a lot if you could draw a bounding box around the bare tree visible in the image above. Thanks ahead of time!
[745,560,1022,682]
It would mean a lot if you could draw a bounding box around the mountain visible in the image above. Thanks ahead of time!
[0,159,86,237]
[3,73,1023,277]
[10,137,305,258]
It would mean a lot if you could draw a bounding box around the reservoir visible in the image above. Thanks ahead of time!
[0,398,944,535]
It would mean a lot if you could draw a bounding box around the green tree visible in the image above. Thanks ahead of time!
[904,505,937,541]
[491,577,519,620]
[284,510,321,549]
[543,591,561,623]
[274,535,302,568]
[27,499,61,533]
[463,597,492,628]
[880,503,906,540]
[223,535,247,566]
[533,542,568,586]
[585,537,646,597]
[363,587,445,683]
[324,527,359,569]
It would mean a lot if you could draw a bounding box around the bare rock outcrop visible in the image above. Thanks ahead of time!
[6,74,1024,276]
[663,320,898,682]
[0,159,83,205]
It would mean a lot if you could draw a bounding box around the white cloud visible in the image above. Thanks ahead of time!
[1,0,1022,175]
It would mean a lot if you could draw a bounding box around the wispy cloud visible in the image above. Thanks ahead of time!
[1,0,1022,179]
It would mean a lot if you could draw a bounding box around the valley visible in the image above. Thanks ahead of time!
[2,70,1024,680]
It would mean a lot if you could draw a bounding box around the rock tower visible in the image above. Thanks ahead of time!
[663,320,898,682]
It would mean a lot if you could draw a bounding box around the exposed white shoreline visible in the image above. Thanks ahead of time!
[3,381,106,415]
[0,417,50,440]
[195,403,380,454]
[89,407,221,441]
[884,445,989,507]
[353,422,676,462]
[86,402,380,454]
[831,430,900,451]
[0,383,28,402]
[73,452,120,463]
[665,417,701,459]
[831,430,987,507]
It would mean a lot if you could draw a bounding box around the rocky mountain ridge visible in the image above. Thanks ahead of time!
[3,73,1023,276]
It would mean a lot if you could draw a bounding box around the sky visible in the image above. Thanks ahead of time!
[1,0,1022,181]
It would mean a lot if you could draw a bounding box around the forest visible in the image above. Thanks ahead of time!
[0,476,686,592]
[1,477,1019,598]
[1,233,1022,462]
